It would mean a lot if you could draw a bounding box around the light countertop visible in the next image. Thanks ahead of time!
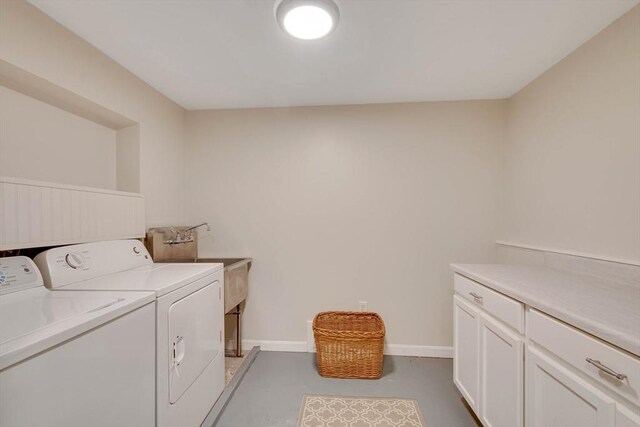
[450,263,640,356]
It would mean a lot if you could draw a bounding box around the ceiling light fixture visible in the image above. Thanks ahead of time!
[275,0,340,40]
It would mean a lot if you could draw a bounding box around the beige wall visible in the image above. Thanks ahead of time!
[2,0,636,351]
[186,101,506,347]
[116,124,141,192]
[503,5,640,264]
[0,86,116,189]
[0,0,186,226]
[186,5,640,349]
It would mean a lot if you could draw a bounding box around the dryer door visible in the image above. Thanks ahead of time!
[168,281,221,404]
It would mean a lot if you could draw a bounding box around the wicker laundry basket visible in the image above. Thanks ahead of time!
[313,311,385,379]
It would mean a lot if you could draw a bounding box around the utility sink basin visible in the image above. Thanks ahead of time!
[162,258,252,314]
[161,257,252,357]
[196,258,247,268]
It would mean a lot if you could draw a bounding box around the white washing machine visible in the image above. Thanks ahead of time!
[0,256,156,427]
[35,240,226,427]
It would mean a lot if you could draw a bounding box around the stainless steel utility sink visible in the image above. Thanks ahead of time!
[161,257,252,357]
[198,258,252,315]
[195,258,247,268]
[162,258,252,314]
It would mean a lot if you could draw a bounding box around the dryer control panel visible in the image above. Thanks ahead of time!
[34,240,152,289]
[0,256,43,295]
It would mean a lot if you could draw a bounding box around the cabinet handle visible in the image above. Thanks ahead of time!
[586,358,627,380]
[469,292,483,302]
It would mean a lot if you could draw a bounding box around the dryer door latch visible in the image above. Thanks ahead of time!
[173,335,186,377]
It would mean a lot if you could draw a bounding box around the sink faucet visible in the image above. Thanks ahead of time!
[164,222,211,245]
[184,222,211,233]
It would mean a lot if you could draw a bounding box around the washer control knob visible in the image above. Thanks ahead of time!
[65,253,84,269]
[133,246,141,254]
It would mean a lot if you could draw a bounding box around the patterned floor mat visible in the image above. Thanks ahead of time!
[297,395,426,427]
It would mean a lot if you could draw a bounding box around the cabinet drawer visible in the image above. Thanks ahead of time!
[528,309,640,408]
[454,274,524,333]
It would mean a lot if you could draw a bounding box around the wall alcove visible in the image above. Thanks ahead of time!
[0,59,145,250]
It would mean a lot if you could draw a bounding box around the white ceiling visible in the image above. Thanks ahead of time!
[30,0,638,110]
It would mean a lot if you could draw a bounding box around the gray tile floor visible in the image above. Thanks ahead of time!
[215,351,480,427]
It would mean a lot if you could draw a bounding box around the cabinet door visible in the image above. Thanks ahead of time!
[526,346,616,427]
[453,295,480,411]
[480,313,524,427]
[617,405,640,427]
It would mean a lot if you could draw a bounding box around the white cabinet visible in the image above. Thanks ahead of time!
[526,346,616,427]
[526,309,640,427]
[453,295,480,411]
[617,405,640,427]
[453,294,524,426]
[480,314,524,427]
[453,273,640,427]
[528,308,640,408]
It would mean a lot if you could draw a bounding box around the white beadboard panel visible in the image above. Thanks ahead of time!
[51,187,63,242]
[16,184,30,244]
[0,188,3,246]
[28,186,42,243]
[3,184,18,245]
[41,186,53,243]
[0,176,145,250]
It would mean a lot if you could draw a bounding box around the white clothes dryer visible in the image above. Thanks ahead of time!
[35,240,225,427]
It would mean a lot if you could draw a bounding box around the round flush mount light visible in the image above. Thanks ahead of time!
[275,0,340,40]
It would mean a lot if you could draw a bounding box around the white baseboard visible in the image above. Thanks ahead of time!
[226,339,308,353]
[384,344,452,358]
[226,339,452,358]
